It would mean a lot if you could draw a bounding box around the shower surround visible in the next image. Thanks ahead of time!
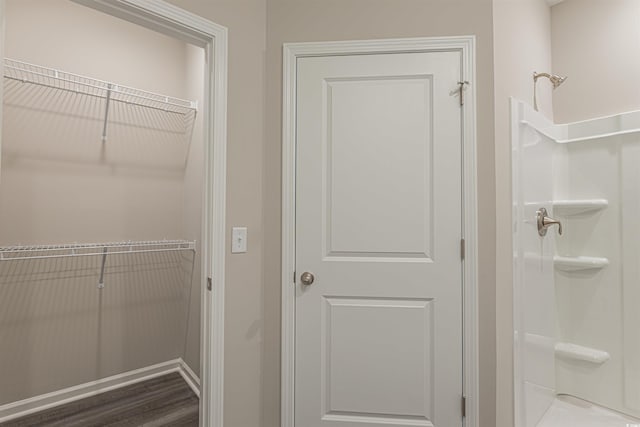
[512,98,640,426]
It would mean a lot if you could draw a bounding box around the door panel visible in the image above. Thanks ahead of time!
[295,52,463,427]
[323,297,434,417]
[325,76,433,259]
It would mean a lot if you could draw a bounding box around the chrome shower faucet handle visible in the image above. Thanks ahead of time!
[537,207,563,237]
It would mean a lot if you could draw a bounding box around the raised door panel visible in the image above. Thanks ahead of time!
[325,76,433,261]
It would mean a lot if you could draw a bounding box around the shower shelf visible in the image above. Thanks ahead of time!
[2,58,197,142]
[552,199,608,216]
[555,342,610,365]
[554,256,609,272]
[0,240,196,261]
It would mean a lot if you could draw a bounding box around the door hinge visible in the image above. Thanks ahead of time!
[207,277,212,291]
[461,395,467,418]
[460,238,465,260]
[293,271,296,284]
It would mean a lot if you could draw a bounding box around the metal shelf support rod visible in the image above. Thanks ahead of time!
[98,247,107,289]
[101,84,112,143]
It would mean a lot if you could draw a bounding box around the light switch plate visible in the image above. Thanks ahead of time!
[231,227,248,253]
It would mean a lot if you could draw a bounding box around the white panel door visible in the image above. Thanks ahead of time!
[295,51,463,427]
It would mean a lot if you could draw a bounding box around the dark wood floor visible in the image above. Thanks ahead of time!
[1,372,198,427]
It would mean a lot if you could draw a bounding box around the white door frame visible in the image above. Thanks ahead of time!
[0,1,227,426]
[281,36,479,427]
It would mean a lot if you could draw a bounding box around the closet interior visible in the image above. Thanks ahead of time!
[0,0,206,422]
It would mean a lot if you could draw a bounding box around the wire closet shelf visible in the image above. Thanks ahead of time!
[3,58,198,143]
[0,240,196,261]
[3,58,198,115]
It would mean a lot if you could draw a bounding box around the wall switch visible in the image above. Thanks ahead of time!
[231,227,248,253]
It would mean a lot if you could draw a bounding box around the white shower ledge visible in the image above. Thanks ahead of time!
[555,342,610,364]
[554,256,609,272]
[552,199,608,216]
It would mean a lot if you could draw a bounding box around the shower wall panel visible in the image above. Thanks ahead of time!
[621,139,640,414]
[551,107,640,419]
[512,100,557,427]
[554,136,626,416]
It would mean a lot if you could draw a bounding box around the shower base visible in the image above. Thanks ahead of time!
[538,395,640,427]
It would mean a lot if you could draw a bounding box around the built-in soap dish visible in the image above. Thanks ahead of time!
[552,199,608,216]
[554,256,609,272]
[555,342,610,365]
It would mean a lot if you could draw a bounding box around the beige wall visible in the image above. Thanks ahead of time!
[1,0,191,245]
[492,1,553,426]
[265,1,496,426]
[0,0,202,403]
[552,0,640,123]
[164,1,268,426]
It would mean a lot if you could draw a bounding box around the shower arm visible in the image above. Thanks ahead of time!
[533,72,550,112]
[534,72,552,81]
[533,72,542,112]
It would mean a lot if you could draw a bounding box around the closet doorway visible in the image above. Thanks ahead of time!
[0,1,227,426]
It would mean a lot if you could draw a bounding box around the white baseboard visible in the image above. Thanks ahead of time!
[0,358,201,423]
[178,359,201,398]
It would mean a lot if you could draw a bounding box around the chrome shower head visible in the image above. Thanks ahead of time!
[533,71,567,111]
[548,74,567,89]
[534,72,567,89]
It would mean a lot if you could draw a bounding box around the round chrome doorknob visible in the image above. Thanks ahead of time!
[300,272,315,286]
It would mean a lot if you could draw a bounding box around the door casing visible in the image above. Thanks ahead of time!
[0,1,228,426]
[280,36,479,427]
